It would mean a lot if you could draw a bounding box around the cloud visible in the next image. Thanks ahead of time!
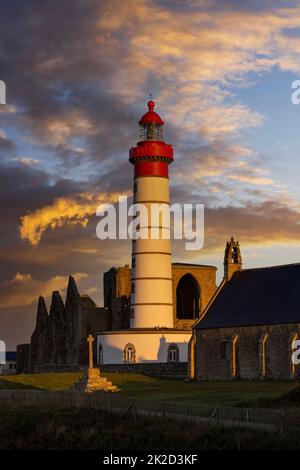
[0,272,87,308]
[19,191,125,246]
[205,200,300,249]
[12,157,41,166]
[1,0,299,166]
[197,104,263,138]
[170,198,300,267]
[228,174,274,186]
[1,0,300,348]
[0,129,14,151]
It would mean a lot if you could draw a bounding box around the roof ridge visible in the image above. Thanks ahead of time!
[172,262,216,268]
[240,262,300,273]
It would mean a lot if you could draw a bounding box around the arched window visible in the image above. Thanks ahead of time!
[167,343,179,363]
[124,343,136,363]
[176,274,200,319]
[98,343,103,365]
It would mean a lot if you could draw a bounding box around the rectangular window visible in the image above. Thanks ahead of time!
[170,350,176,361]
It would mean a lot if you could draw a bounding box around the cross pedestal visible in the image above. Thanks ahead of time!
[76,334,120,394]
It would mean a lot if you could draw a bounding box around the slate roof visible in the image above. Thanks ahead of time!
[196,263,300,330]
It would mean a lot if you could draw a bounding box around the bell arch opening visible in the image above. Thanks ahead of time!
[176,273,200,319]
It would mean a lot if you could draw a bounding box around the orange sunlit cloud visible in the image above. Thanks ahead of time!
[19,191,127,246]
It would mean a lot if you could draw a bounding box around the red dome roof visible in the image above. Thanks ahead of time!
[139,100,164,126]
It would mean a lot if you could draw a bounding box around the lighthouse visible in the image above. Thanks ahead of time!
[129,100,174,329]
[96,100,194,366]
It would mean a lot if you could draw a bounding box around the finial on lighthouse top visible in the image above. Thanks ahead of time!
[139,100,164,126]
[147,99,155,111]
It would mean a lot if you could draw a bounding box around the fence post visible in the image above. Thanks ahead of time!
[161,401,165,418]
[279,409,286,434]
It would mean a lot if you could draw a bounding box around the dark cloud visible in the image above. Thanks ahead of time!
[0,160,82,280]
[0,134,14,151]
[205,201,300,248]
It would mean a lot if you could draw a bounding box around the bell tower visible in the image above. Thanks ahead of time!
[224,237,242,281]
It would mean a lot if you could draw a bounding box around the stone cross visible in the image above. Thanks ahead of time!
[87,334,94,370]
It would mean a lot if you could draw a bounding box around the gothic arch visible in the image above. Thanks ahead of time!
[176,273,200,320]
[123,343,136,363]
[167,343,180,363]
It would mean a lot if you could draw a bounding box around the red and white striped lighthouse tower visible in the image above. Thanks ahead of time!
[97,100,193,365]
[129,100,174,329]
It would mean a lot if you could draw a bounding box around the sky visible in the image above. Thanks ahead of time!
[1,0,300,349]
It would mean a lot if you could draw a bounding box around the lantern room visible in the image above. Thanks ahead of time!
[139,100,164,141]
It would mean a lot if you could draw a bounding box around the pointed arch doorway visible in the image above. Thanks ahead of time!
[176,273,200,319]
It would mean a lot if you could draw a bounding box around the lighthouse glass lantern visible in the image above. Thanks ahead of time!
[139,122,163,141]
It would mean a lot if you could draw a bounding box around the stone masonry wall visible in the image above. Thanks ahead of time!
[104,266,131,330]
[172,265,217,329]
[99,362,188,376]
[195,323,300,380]
[16,344,30,374]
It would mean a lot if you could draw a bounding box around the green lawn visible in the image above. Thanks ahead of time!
[0,372,298,407]
[0,372,83,390]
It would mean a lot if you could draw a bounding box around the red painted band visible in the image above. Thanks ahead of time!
[134,161,169,178]
[129,141,173,161]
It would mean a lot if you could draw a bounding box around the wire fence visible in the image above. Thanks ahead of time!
[0,389,299,432]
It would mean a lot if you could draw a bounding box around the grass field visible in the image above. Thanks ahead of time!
[1,405,299,450]
[0,372,83,390]
[0,372,298,407]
